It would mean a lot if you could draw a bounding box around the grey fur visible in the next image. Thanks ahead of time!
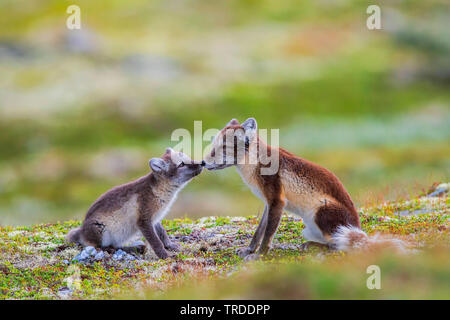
[66,148,203,259]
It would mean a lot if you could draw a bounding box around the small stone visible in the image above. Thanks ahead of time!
[112,255,121,261]
[94,251,105,260]
[73,247,94,262]
[79,251,90,260]
[112,249,126,261]
[125,254,136,261]
[72,253,83,262]
[84,246,97,256]
[117,249,126,256]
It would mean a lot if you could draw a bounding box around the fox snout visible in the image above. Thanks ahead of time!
[186,160,205,167]
[203,153,227,170]
[190,160,206,167]
[203,161,231,171]
[185,160,204,176]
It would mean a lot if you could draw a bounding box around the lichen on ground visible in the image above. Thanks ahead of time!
[0,195,448,299]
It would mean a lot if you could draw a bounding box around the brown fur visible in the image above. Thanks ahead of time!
[346,230,368,248]
[204,118,360,256]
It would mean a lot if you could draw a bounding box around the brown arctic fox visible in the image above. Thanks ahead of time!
[66,148,204,259]
[204,118,402,258]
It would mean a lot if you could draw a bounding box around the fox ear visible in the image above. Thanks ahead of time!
[149,158,168,172]
[227,118,240,126]
[241,118,257,132]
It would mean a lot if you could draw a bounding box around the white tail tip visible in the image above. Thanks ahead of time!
[332,225,368,251]
[332,225,408,253]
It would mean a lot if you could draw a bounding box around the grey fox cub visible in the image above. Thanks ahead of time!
[66,148,204,259]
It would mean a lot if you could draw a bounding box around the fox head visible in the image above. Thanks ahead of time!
[149,148,204,184]
[204,118,258,171]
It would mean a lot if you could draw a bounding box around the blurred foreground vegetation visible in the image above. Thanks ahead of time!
[142,248,450,300]
[0,1,449,225]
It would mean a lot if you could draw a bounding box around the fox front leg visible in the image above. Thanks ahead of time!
[238,205,268,258]
[257,199,285,255]
[155,222,180,251]
[138,218,169,259]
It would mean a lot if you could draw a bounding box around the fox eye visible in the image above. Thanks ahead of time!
[178,162,185,168]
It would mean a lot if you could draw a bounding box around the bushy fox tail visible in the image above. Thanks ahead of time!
[332,225,406,252]
[66,227,83,244]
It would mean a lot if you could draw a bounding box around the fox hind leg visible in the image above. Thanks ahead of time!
[66,227,83,244]
[79,221,104,247]
[66,222,104,247]
[300,225,330,250]
[314,202,360,247]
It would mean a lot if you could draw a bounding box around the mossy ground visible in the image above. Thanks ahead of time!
[0,195,448,300]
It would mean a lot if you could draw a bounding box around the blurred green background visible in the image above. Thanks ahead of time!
[0,0,449,226]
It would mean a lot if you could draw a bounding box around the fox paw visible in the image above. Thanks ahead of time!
[157,250,170,260]
[165,242,181,252]
[244,253,262,262]
[237,248,254,258]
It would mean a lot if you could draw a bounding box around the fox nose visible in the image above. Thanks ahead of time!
[201,160,206,166]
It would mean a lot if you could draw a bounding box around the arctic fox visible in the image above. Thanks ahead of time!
[66,148,204,259]
[204,118,403,258]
